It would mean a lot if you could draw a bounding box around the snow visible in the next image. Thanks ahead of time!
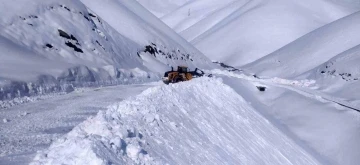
[211,70,360,165]
[2,118,10,123]
[245,11,360,78]
[158,0,354,67]
[303,44,360,100]
[1,0,360,165]
[31,78,320,165]
[0,0,213,100]
[136,0,190,17]
[0,35,71,82]
[0,84,154,164]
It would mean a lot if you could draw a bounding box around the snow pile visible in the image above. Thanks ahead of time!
[159,0,354,66]
[31,77,320,165]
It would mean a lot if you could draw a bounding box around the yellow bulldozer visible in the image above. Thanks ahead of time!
[162,66,205,84]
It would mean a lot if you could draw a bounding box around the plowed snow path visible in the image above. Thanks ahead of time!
[0,84,155,165]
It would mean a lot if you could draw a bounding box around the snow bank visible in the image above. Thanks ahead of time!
[31,77,319,165]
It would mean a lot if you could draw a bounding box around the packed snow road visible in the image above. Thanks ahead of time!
[0,83,156,165]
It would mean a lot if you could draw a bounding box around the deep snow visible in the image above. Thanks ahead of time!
[30,78,320,165]
[0,84,154,164]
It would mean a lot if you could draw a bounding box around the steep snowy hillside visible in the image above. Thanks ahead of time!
[160,0,353,67]
[245,11,360,78]
[306,44,360,100]
[31,78,320,165]
[0,0,212,100]
[0,35,71,83]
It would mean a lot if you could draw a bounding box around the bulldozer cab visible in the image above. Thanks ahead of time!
[177,66,188,73]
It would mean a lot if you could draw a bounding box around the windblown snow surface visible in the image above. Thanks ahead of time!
[31,78,320,165]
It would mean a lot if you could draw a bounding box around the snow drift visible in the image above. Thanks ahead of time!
[31,78,320,165]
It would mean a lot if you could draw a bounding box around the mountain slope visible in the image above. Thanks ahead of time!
[305,44,360,100]
[159,0,353,67]
[245,11,360,78]
[0,0,212,100]
[136,0,190,17]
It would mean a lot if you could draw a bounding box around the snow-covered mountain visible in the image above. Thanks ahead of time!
[2,1,360,165]
[0,0,212,100]
[154,0,356,67]
[242,10,360,100]
[245,11,360,78]
[141,0,360,97]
